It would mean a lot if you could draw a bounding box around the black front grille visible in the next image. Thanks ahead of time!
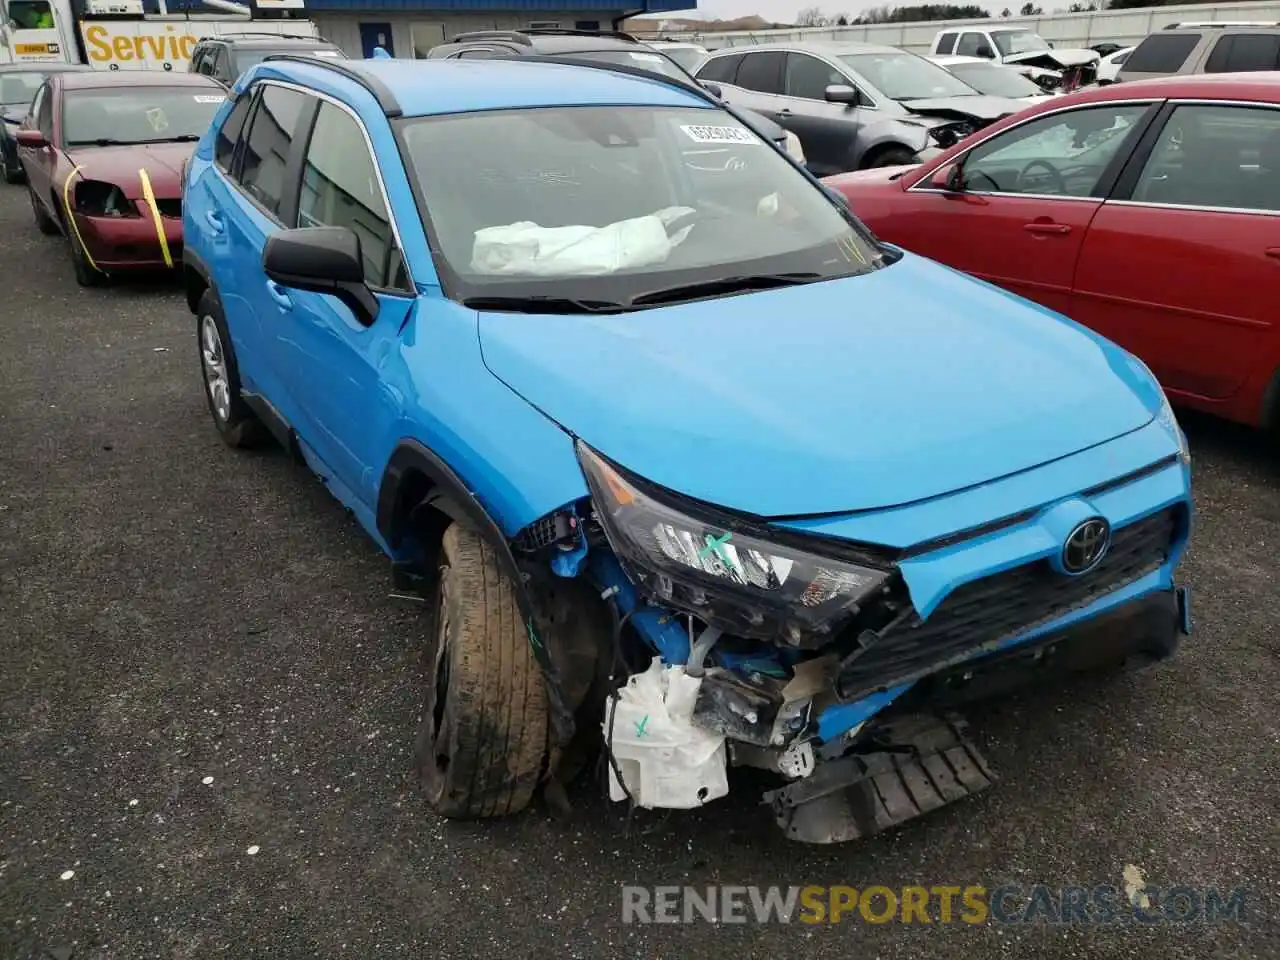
[838,506,1182,700]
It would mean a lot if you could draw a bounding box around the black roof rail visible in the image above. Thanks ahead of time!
[204,31,332,42]
[450,30,534,45]
[521,27,641,40]
[260,54,402,117]
[484,53,720,105]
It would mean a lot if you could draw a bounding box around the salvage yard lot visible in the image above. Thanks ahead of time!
[0,184,1276,959]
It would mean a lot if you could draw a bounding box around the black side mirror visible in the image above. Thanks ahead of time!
[698,79,722,98]
[824,84,858,105]
[263,226,379,326]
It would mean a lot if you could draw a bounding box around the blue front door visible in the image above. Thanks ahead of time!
[359,22,394,58]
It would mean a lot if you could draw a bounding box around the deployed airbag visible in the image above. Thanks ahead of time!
[471,206,695,277]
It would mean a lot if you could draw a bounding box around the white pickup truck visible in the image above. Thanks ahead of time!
[930,25,1100,89]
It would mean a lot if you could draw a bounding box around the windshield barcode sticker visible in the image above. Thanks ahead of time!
[193,95,225,103]
[680,124,757,145]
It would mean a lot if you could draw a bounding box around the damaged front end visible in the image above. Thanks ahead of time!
[514,440,1190,844]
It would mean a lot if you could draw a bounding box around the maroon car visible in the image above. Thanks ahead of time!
[16,71,226,286]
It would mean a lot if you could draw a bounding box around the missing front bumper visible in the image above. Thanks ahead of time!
[764,713,993,844]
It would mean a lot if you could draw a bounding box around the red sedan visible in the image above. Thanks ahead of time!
[826,73,1280,430]
[16,71,226,286]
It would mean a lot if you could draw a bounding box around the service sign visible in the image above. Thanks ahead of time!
[78,20,318,71]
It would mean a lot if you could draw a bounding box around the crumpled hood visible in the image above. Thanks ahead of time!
[1005,48,1100,71]
[65,142,191,200]
[477,254,1160,518]
[901,95,1026,124]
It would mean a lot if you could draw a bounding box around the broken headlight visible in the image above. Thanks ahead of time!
[578,442,893,648]
[74,180,138,218]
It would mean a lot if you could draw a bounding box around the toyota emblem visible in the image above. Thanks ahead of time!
[1062,518,1111,575]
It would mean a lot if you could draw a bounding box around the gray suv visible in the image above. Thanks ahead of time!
[694,41,1028,176]
[1117,21,1280,83]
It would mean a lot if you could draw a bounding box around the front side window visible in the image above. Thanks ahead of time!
[238,84,308,215]
[396,105,882,305]
[957,104,1149,196]
[1203,34,1280,73]
[841,52,976,101]
[992,30,1051,56]
[955,32,989,57]
[784,53,847,100]
[214,90,252,172]
[297,101,407,290]
[947,61,1041,99]
[0,71,47,109]
[32,83,50,136]
[1123,33,1199,73]
[61,85,224,148]
[8,0,54,29]
[1131,104,1280,212]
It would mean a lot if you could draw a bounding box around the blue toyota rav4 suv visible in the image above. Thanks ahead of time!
[181,53,1193,843]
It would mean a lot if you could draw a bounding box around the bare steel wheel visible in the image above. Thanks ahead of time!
[195,289,264,449]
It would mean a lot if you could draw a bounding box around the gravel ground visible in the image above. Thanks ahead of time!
[0,184,1277,960]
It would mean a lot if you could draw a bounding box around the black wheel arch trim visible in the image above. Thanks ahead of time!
[377,439,576,750]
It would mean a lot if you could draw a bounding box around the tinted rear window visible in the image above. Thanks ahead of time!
[696,53,743,83]
[1203,33,1280,73]
[1123,32,1200,73]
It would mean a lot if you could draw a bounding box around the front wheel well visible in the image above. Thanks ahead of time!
[1260,366,1280,433]
[858,142,917,170]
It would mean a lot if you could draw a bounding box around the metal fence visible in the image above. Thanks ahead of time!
[674,0,1280,52]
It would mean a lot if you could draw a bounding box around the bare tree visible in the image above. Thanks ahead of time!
[795,5,831,25]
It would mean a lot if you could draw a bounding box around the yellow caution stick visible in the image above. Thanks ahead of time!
[61,164,102,274]
[137,167,173,269]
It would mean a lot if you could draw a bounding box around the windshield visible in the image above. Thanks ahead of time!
[63,87,226,147]
[396,105,882,306]
[947,61,1041,98]
[1,72,46,108]
[992,30,1052,56]
[656,46,707,71]
[841,52,977,101]
[558,49,693,83]
[235,47,343,75]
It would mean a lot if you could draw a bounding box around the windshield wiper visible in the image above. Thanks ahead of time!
[462,295,628,315]
[67,135,200,147]
[630,272,823,308]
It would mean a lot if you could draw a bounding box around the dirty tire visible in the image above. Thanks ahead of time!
[196,289,265,449]
[30,185,59,235]
[68,227,103,287]
[3,157,23,185]
[418,523,548,819]
[864,146,917,169]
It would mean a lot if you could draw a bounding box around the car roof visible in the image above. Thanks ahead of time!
[0,62,90,73]
[252,56,714,117]
[1035,70,1280,107]
[930,55,988,65]
[57,71,226,90]
[707,39,902,56]
[519,34,652,53]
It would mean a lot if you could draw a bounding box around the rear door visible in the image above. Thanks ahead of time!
[779,51,863,176]
[1071,101,1280,410]
[894,100,1156,316]
[717,50,785,116]
[1200,32,1280,75]
[218,81,314,422]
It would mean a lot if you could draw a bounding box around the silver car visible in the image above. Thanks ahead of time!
[694,41,1029,176]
